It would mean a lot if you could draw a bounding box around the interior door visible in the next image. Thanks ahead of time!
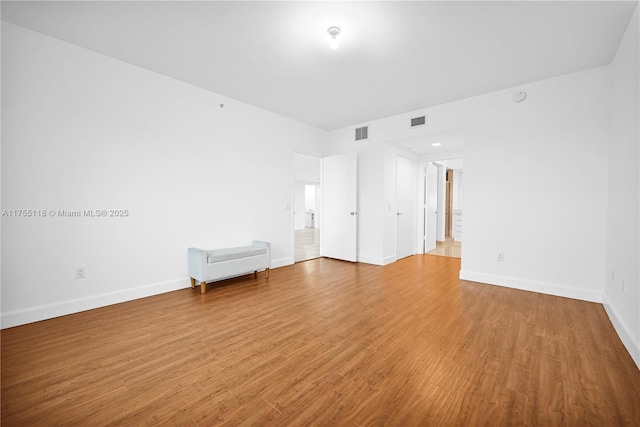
[425,162,438,253]
[396,156,416,260]
[321,152,357,262]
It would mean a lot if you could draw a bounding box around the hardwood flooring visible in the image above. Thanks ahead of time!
[2,255,639,426]
[427,237,461,259]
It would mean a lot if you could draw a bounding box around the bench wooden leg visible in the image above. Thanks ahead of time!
[190,277,195,288]
[265,268,270,279]
[201,282,207,294]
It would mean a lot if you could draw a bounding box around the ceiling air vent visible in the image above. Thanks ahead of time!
[355,125,369,141]
[411,115,426,128]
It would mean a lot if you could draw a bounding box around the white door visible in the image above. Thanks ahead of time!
[321,152,357,262]
[425,162,438,253]
[396,156,416,260]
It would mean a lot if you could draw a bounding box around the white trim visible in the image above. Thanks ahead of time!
[356,254,387,266]
[459,270,603,303]
[1,278,188,329]
[1,261,291,329]
[382,255,397,266]
[602,293,640,371]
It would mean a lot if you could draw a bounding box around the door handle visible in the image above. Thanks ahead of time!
[397,212,404,216]
[350,212,357,215]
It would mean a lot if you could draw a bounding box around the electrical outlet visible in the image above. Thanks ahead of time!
[75,267,86,279]
[497,253,504,262]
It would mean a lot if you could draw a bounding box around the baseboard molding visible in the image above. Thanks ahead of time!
[459,270,603,303]
[2,260,292,329]
[357,254,385,266]
[602,293,640,371]
[382,255,396,266]
[1,278,189,329]
[359,254,414,266]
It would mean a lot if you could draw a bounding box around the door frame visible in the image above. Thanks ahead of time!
[292,153,322,263]
[419,158,463,255]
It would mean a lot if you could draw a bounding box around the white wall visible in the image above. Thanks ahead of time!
[304,185,317,212]
[1,23,324,327]
[460,67,610,303]
[604,5,640,369]
[454,170,463,211]
[325,65,611,303]
[293,153,321,182]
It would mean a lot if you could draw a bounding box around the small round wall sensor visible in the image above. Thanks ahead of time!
[219,103,225,109]
[512,91,527,102]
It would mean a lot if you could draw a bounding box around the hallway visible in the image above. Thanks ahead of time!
[427,237,461,259]
[294,228,320,262]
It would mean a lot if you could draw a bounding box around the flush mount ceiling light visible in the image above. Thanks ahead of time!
[432,143,442,147]
[327,26,341,49]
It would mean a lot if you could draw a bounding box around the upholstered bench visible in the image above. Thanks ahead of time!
[188,241,271,293]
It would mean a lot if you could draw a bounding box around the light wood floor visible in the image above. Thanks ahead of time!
[427,237,461,259]
[2,255,639,425]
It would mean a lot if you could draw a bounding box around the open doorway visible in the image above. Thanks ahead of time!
[387,128,463,261]
[293,153,321,262]
[295,184,320,262]
[427,159,462,259]
[445,169,453,238]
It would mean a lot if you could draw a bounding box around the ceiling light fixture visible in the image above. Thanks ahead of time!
[432,143,442,147]
[327,26,341,49]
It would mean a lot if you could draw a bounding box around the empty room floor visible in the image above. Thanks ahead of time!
[2,255,639,425]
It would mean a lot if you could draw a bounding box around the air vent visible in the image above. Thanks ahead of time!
[355,126,369,141]
[411,115,426,128]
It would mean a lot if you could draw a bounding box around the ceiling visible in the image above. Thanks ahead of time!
[1,1,637,131]
[389,129,464,158]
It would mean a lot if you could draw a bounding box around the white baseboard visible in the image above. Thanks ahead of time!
[1,278,188,329]
[356,254,385,266]
[2,261,293,329]
[358,254,413,266]
[602,293,640,371]
[459,270,603,303]
[382,255,397,265]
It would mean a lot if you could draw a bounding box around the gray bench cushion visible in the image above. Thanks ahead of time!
[207,246,268,263]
